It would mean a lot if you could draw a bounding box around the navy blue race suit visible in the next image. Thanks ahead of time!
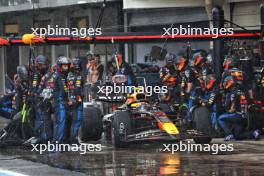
[188,64,213,107]
[52,71,68,143]
[12,74,30,115]
[2,74,31,141]
[67,71,84,143]
[218,88,256,140]
[255,69,264,102]
[159,65,178,103]
[35,68,55,142]
[177,66,193,103]
[203,87,219,130]
[32,55,50,141]
[32,71,48,139]
[180,66,199,108]
[0,92,15,119]
[221,67,250,97]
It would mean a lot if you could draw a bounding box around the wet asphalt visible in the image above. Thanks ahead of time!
[0,138,264,176]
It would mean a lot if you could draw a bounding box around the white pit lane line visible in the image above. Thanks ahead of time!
[0,169,29,176]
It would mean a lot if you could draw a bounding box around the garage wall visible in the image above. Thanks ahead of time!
[123,0,204,9]
[134,41,210,66]
[231,1,261,30]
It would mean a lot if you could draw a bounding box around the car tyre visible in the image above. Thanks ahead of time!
[111,111,131,148]
[80,106,103,142]
[192,106,212,144]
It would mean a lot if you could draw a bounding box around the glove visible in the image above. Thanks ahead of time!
[68,96,77,106]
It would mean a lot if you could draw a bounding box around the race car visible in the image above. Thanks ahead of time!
[102,87,180,148]
[102,75,215,148]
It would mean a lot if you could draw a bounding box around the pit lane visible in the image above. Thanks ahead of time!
[0,139,264,176]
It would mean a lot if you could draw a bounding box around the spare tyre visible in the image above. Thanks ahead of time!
[79,106,103,142]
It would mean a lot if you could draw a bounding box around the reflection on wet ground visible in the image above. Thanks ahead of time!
[1,140,264,176]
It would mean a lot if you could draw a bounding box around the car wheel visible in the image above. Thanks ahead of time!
[111,111,131,148]
[246,106,264,131]
[192,107,212,144]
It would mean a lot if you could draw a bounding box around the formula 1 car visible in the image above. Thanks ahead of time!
[102,75,212,147]
[101,74,179,147]
[102,88,180,148]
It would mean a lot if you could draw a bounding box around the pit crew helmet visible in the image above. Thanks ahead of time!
[17,65,29,80]
[192,51,206,67]
[71,57,82,71]
[175,55,188,72]
[165,53,176,64]
[223,75,235,90]
[35,55,49,73]
[205,74,217,90]
[56,56,71,73]
[223,55,239,71]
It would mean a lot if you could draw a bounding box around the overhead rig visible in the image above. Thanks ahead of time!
[0,31,260,46]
